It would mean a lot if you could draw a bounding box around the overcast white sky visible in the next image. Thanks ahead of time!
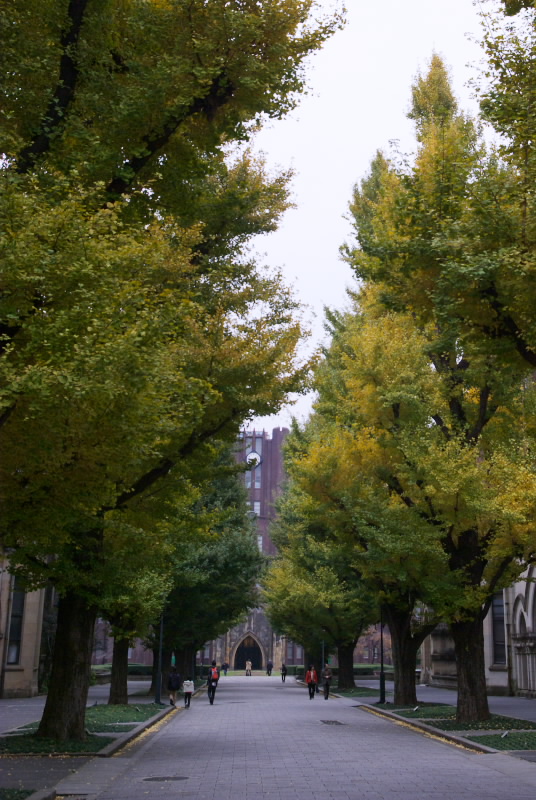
[251,0,492,432]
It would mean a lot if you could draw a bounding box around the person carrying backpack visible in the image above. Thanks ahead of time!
[207,660,220,705]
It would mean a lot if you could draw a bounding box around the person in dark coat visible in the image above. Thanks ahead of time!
[281,663,287,682]
[266,659,273,676]
[322,663,333,699]
[167,667,182,707]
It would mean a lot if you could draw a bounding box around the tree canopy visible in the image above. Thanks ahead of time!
[0,0,343,740]
[264,457,377,686]
[279,16,536,719]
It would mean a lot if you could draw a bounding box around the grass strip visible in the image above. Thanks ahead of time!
[0,734,116,755]
[333,687,382,698]
[0,791,34,800]
[18,721,138,734]
[375,702,449,711]
[395,705,457,719]
[0,702,166,755]
[85,703,164,725]
[431,714,536,731]
[466,731,536,750]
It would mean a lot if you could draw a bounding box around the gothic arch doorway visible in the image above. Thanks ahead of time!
[234,635,263,670]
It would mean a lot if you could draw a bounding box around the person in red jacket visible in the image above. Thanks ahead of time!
[207,661,220,705]
[305,665,318,699]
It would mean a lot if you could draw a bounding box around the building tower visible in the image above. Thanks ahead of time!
[198,427,304,671]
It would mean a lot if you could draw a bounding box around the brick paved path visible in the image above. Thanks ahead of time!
[49,676,536,800]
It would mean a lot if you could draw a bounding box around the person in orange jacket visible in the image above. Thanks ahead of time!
[305,665,318,699]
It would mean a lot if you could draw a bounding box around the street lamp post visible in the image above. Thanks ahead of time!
[154,611,165,705]
[379,608,386,704]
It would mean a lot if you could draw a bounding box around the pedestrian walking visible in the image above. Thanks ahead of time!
[222,661,229,675]
[245,659,252,676]
[183,677,194,708]
[167,666,182,707]
[266,659,273,676]
[322,663,332,699]
[207,660,220,705]
[281,663,287,682]
[305,665,318,699]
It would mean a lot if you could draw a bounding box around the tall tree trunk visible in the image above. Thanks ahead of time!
[337,641,356,688]
[450,615,490,722]
[150,645,171,695]
[108,636,130,705]
[383,604,433,706]
[174,647,196,680]
[304,645,323,675]
[37,590,96,740]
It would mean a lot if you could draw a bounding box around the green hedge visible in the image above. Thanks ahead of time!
[91,663,152,676]
[127,663,152,676]
[282,665,302,676]
[279,665,380,678]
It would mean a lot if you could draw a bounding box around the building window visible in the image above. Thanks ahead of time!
[257,535,263,552]
[7,577,25,665]
[254,461,262,488]
[491,592,506,665]
[253,501,261,515]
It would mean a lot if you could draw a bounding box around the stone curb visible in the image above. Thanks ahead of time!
[24,791,57,800]
[95,703,175,757]
[359,704,500,754]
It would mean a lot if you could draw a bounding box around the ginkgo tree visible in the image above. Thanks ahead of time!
[0,0,343,740]
[288,283,536,718]
[264,464,378,688]
[338,46,536,721]
[1,158,309,739]
[280,312,447,705]
[155,444,263,676]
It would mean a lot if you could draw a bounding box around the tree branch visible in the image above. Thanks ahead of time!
[106,74,235,198]
[16,0,90,173]
[482,283,536,367]
[466,385,497,444]
[431,413,451,440]
[385,474,416,509]
[110,409,240,510]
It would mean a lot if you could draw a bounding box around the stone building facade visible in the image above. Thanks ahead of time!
[421,565,536,696]
[508,565,536,695]
[0,569,48,698]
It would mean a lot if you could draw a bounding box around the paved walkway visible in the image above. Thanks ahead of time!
[2,678,536,799]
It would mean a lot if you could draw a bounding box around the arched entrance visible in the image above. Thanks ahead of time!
[234,635,263,670]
